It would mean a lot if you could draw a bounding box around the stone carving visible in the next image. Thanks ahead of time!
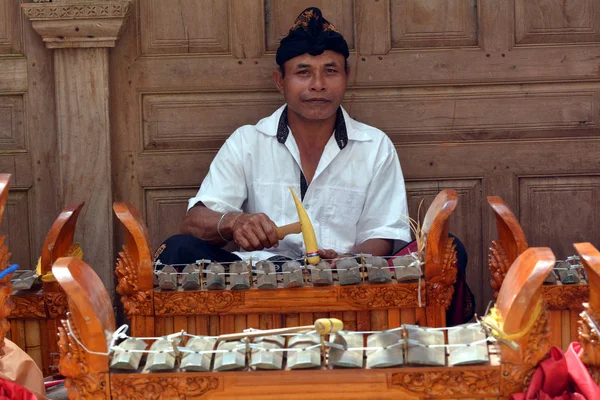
[489,240,511,299]
[110,376,219,400]
[338,283,424,309]
[154,291,244,316]
[391,369,500,397]
[115,245,153,316]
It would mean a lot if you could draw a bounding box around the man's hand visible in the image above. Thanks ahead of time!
[318,248,338,260]
[231,213,279,251]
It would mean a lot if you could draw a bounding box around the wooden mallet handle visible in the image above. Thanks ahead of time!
[275,221,302,240]
[216,318,343,342]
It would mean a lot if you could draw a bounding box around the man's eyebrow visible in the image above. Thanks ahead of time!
[294,63,312,69]
[324,62,340,67]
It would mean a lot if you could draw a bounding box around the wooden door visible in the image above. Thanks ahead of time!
[0,0,59,272]
[111,0,600,316]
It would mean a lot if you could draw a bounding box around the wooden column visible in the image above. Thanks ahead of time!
[22,1,132,295]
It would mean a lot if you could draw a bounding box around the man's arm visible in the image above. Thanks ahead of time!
[181,204,279,251]
[354,139,411,255]
[352,238,393,257]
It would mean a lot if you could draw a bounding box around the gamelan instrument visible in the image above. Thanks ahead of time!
[7,198,85,376]
[488,196,589,350]
[52,243,600,399]
[113,189,460,343]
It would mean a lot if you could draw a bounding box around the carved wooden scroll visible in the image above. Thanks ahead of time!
[422,189,459,327]
[113,202,154,317]
[497,248,554,394]
[487,196,528,299]
[54,257,114,400]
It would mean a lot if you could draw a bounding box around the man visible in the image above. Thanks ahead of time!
[155,7,411,265]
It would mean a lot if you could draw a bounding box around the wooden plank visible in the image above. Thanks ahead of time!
[415,308,427,326]
[10,319,25,350]
[47,318,62,375]
[24,320,42,370]
[164,316,174,334]
[173,316,187,334]
[195,316,209,336]
[234,315,247,333]
[342,311,357,331]
[145,316,155,338]
[230,0,265,58]
[285,313,299,328]
[401,308,417,326]
[22,6,60,271]
[0,0,22,54]
[355,0,390,55]
[0,58,27,92]
[299,312,313,326]
[259,314,273,330]
[247,314,260,330]
[155,317,166,337]
[561,309,571,351]
[548,310,562,349]
[38,319,50,376]
[209,316,219,336]
[570,309,580,349]
[387,308,401,329]
[356,311,371,332]
[54,48,114,295]
[272,314,283,329]
[479,0,513,53]
[220,315,236,335]
[329,311,343,322]
[187,315,196,336]
[370,310,388,331]
[135,47,600,90]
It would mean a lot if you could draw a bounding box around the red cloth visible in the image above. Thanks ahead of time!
[0,379,37,400]
[511,343,600,400]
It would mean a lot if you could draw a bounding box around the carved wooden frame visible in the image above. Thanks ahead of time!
[114,189,459,339]
[55,247,558,399]
[8,202,84,376]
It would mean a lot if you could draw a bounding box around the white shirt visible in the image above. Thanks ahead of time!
[188,105,410,261]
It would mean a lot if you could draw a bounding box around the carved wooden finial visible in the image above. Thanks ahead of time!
[487,196,528,299]
[422,189,459,327]
[113,202,154,318]
[496,247,554,395]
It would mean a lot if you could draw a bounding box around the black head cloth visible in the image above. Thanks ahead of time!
[276,7,350,66]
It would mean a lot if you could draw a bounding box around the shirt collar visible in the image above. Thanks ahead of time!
[256,104,371,148]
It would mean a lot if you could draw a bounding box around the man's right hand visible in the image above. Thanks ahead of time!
[231,213,279,251]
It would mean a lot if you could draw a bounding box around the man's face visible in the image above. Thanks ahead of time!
[274,50,348,121]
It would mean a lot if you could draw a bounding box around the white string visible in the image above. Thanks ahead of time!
[65,319,492,358]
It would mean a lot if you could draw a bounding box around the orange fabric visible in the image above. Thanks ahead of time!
[0,340,45,399]
[511,343,600,400]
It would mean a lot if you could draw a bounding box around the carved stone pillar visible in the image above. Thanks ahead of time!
[22,1,132,295]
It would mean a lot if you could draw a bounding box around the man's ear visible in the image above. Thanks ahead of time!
[272,69,284,94]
